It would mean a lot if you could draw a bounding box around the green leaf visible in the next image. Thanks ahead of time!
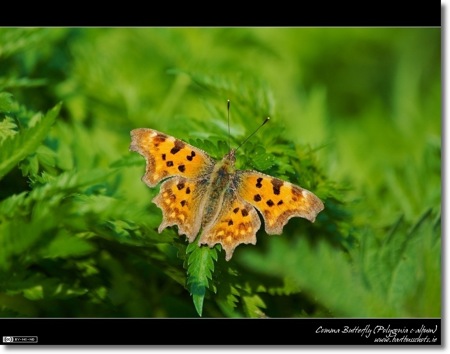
[0,92,15,112]
[35,145,56,167]
[0,28,50,58]
[0,206,60,270]
[216,283,241,317]
[22,285,44,300]
[0,77,47,91]
[22,277,88,300]
[0,168,115,221]
[241,143,275,171]
[242,293,267,318]
[361,209,441,316]
[0,116,17,142]
[0,102,61,180]
[43,232,94,259]
[19,145,57,180]
[186,243,218,316]
[265,276,302,296]
[241,236,393,317]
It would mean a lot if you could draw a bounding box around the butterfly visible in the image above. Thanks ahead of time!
[130,121,324,261]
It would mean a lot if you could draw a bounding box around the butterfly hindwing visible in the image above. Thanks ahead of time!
[153,176,208,242]
[199,191,261,261]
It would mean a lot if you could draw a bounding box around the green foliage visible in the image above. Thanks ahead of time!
[185,242,218,316]
[0,101,61,179]
[241,208,440,317]
[0,28,440,318]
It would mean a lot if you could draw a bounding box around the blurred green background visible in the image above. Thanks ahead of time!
[0,28,440,318]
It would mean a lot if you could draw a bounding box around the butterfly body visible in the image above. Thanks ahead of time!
[202,150,236,227]
[130,128,324,261]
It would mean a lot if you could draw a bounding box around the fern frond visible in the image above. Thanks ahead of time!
[0,102,61,180]
[0,168,114,221]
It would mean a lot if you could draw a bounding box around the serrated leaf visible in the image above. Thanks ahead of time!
[216,283,241,317]
[189,138,220,157]
[186,243,218,316]
[0,102,61,180]
[242,143,275,171]
[0,116,17,142]
[242,294,267,318]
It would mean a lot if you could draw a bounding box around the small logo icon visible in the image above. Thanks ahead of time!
[2,336,38,343]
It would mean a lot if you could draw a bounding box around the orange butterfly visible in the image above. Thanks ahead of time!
[130,116,324,261]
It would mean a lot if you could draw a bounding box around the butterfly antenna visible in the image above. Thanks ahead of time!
[227,99,231,151]
[235,117,270,152]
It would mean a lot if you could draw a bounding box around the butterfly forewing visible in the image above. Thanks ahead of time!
[130,128,215,187]
[237,171,324,234]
